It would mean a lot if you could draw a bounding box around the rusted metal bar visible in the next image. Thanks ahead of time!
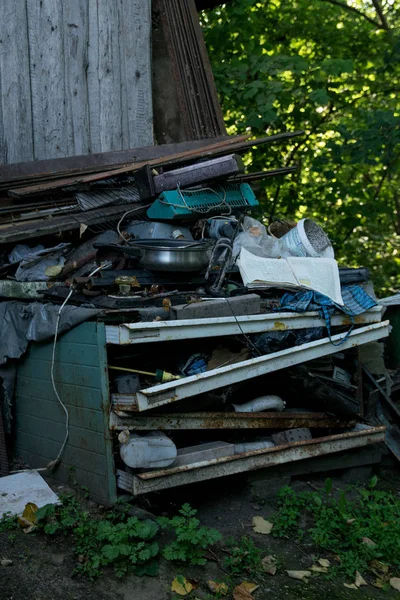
[109,411,355,431]
[105,307,383,345]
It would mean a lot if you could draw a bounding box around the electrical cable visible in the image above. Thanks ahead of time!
[47,261,112,470]
[117,204,152,240]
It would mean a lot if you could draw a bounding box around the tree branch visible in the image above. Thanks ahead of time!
[318,0,383,29]
[269,183,282,223]
[371,0,390,30]
[374,170,388,200]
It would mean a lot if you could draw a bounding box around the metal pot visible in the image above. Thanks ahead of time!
[129,239,214,272]
[94,239,214,272]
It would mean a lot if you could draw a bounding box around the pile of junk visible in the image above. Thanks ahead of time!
[0,132,397,500]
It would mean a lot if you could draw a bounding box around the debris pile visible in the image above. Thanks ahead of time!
[0,132,393,498]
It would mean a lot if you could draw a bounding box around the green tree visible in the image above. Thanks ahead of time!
[201,0,400,294]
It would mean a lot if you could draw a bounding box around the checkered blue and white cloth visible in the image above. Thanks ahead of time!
[278,285,377,346]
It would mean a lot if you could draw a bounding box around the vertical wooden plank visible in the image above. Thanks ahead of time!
[0,1,34,163]
[118,0,153,148]
[27,0,67,159]
[63,0,90,156]
[87,0,101,154]
[88,0,122,153]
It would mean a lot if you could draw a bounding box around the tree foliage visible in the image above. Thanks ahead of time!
[201,0,400,293]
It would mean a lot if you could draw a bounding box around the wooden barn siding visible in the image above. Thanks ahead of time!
[0,0,153,164]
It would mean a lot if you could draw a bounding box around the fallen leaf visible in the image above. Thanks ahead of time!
[390,578,400,592]
[0,559,12,567]
[171,576,194,596]
[371,578,385,589]
[262,555,277,575]
[310,565,328,574]
[252,516,273,535]
[207,580,228,595]
[369,559,390,578]
[241,582,259,594]
[355,571,367,588]
[318,558,330,568]
[45,265,63,278]
[233,581,258,600]
[18,502,38,532]
[286,570,311,583]
[362,536,376,548]
[344,583,358,590]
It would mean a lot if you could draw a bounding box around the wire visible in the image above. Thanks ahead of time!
[199,296,262,357]
[48,262,111,470]
[221,297,263,357]
[158,183,232,216]
[117,204,152,241]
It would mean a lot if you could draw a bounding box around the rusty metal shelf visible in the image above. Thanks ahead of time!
[105,306,383,345]
[111,320,390,412]
[116,426,385,495]
[109,411,355,430]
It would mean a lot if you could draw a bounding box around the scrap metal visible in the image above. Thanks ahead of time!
[116,426,386,495]
[109,411,356,431]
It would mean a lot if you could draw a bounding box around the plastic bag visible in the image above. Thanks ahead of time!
[233,216,294,259]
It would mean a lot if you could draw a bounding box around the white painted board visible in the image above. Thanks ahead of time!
[0,471,59,517]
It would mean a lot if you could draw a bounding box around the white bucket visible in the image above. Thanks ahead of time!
[281,218,334,258]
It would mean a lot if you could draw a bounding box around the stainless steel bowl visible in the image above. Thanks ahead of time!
[127,239,214,272]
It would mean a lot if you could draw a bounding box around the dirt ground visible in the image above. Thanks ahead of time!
[1,469,399,600]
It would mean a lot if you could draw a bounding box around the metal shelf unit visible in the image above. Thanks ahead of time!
[14,308,389,504]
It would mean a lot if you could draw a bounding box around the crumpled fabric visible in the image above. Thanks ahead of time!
[277,284,377,346]
[0,302,100,432]
[0,301,100,366]
[9,243,71,282]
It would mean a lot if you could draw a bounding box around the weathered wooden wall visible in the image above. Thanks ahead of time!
[0,0,153,165]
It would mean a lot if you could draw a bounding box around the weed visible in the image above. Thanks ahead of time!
[272,478,400,578]
[271,486,308,539]
[36,494,159,579]
[224,536,263,575]
[74,516,159,579]
[36,493,83,535]
[0,512,18,532]
[158,503,222,565]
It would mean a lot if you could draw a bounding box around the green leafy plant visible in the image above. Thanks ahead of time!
[224,536,263,575]
[271,486,309,538]
[36,493,83,535]
[272,478,400,578]
[202,0,400,295]
[36,494,159,579]
[0,512,18,532]
[158,503,222,565]
[74,516,159,579]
